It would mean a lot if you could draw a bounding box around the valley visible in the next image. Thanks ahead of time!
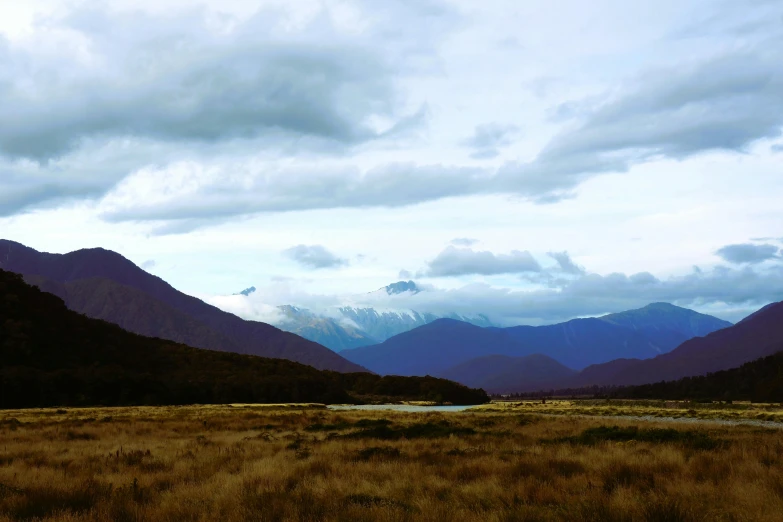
[0,404,781,521]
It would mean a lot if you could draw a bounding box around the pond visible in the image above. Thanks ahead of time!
[327,404,480,413]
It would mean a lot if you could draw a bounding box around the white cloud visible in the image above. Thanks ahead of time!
[715,243,779,264]
[283,244,348,269]
[423,246,541,277]
[1,0,782,324]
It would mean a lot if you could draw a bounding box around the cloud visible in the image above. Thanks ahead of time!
[772,144,783,153]
[398,269,413,279]
[140,259,156,270]
[99,41,783,230]
[547,251,585,275]
[4,1,783,229]
[0,139,170,217]
[207,293,289,326]
[450,237,479,246]
[0,1,453,216]
[283,244,348,269]
[462,123,519,159]
[210,261,783,328]
[715,243,779,264]
[423,246,541,277]
[0,4,448,161]
[97,161,493,225]
[496,48,783,202]
[749,236,783,243]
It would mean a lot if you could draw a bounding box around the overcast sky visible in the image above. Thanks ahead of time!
[1,0,782,324]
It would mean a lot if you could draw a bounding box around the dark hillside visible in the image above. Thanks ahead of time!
[0,240,363,372]
[0,270,488,408]
[614,347,783,402]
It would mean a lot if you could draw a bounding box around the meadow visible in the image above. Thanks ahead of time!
[0,403,782,521]
[478,399,783,424]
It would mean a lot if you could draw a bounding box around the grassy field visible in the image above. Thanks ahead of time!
[478,399,783,423]
[0,404,782,521]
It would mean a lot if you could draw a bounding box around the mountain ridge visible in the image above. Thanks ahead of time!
[0,268,489,408]
[441,354,576,394]
[341,303,731,380]
[564,299,783,389]
[0,239,365,373]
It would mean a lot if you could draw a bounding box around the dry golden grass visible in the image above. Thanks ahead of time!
[1,404,782,521]
[478,399,783,423]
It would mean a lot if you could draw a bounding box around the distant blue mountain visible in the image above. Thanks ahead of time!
[440,354,576,394]
[341,303,732,382]
[235,286,256,296]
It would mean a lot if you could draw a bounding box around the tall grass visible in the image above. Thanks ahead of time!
[0,404,781,521]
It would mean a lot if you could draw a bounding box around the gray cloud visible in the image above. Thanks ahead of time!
[228,262,783,327]
[0,6,427,161]
[423,246,541,277]
[463,123,519,159]
[496,48,783,202]
[771,144,783,152]
[750,237,783,242]
[98,162,493,225]
[0,1,452,216]
[415,264,783,324]
[283,244,348,269]
[450,237,479,246]
[4,1,783,227]
[141,260,156,270]
[101,41,783,229]
[547,251,585,275]
[716,243,779,264]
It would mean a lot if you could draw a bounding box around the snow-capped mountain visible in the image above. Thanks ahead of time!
[228,280,494,352]
[337,306,492,345]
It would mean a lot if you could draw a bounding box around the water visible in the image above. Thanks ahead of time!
[327,404,479,413]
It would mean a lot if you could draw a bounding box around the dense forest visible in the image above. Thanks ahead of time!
[612,348,783,402]
[499,349,783,403]
[0,270,488,408]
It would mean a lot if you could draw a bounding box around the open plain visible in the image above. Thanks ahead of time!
[0,403,782,521]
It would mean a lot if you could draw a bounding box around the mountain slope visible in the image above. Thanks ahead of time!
[342,319,528,376]
[614,347,783,402]
[599,302,732,350]
[440,354,576,393]
[336,306,493,345]
[343,302,731,377]
[22,275,244,354]
[501,317,668,370]
[278,305,377,351]
[0,269,488,408]
[0,269,353,407]
[0,240,365,373]
[567,300,783,388]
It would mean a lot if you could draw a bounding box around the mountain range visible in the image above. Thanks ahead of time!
[560,299,783,390]
[0,268,489,408]
[235,280,495,352]
[420,298,783,395]
[615,348,783,402]
[4,239,781,401]
[0,240,364,373]
[340,304,732,382]
[440,354,576,394]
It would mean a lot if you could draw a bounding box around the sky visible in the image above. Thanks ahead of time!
[1,0,782,325]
